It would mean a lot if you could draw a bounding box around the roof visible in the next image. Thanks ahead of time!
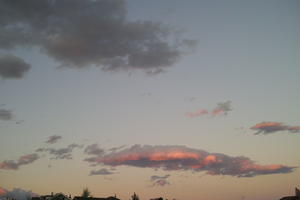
[73,196,120,200]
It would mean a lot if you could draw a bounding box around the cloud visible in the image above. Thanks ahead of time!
[0,154,39,170]
[150,174,170,187]
[0,109,13,121]
[0,0,195,74]
[45,135,62,144]
[251,122,300,135]
[84,144,105,155]
[108,145,127,152]
[84,144,295,177]
[211,101,233,116]
[89,168,114,176]
[0,54,31,79]
[0,187,38,200]
[36,143,82,160]
[186,109,208,118]
[186,101,233,118]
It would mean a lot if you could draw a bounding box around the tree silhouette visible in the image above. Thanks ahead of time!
[131,193,139,200]
[82,188,91,198]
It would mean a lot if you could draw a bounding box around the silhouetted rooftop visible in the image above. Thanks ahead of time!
[279,188,300,200]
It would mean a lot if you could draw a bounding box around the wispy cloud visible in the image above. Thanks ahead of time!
[84,144,295,178]
[36,143,82,160]
[0,54,31,79]
[186,101,233,118]
[45,135,62,144]
[89,168,114,176]
[84,144,105,156]
[186,109,208,118]
[211,101,232,116]
[0,109,13,121]
[251,122,300,135]
[108,145,127,152]
[0,154,39,170]
[0,0,195,75]
[150,174,170,186]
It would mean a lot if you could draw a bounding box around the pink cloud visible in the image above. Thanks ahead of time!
[0,154,39,170]
[186,109,208,118]
[251,122,300,134]
[186,101,232,118]
[84,144,295,177]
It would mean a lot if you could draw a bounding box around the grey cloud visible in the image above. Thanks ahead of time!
[0,109,13,121]
[251,122,300,135]
[0,0,195,74]
[45,135,62,144]
[186,101,233,118]
[212,101,233,116]
[89,168,114,176]
[150,174,170,187]
[0,54,31,79]
[84,144,296,178]
[36,143,82,160]
[108,145,126,152]
[151,174,170,181]
[152,179,170,187]
[84,144,105,155]
[0,154,39,170]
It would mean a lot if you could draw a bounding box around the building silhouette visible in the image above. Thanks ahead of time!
[32,193,120,200]
[279,188,300,200]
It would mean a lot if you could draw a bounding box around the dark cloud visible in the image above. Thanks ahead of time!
[36,143,82,160]
[45,135,62,144]
[0,109,13,121]
[251,122,300,135]
[0,0,195,74]
[89,168,114,176]
[0,154,39,170]
[84,144,295,178]
[150,174,170,187]
[0,54,31,79]
[0,187,38,200]
[186,101,233,118]
[84,144,105,155]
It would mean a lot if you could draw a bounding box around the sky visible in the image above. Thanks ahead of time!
[0,1,300,200]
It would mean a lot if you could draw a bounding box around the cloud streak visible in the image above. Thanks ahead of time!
[251,122,300,135]
[0,54,31,79]
[0,154,39,170]
[186,101,233,118]
[186,109,208,118]
[89,168,114,176]
[84,144,295,177]
[36,143,82,160]
[150,174,170,186]
[45,135,62,144]
[0,0,195,74]
[84,144,105,156]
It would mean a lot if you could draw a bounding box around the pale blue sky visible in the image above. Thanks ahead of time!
[0,1,300,200]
